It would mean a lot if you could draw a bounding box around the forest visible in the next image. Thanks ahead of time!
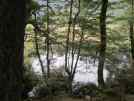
[1,0,134,101]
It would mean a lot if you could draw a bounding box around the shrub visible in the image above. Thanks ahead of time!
[33,72,68,97]
[22,64,39,99]
[72,83,98,97]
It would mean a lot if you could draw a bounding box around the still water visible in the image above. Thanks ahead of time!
[32,54,108,84]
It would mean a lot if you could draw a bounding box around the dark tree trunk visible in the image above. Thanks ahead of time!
[34,28,46,77]
[0,0,26,101]
[65,0,81,94]
[33,13,46,78]
[98,0,108,88]
[65,0,73,73]
[46,0,50,78]
[130,0,134,68]
[130,22,134,67]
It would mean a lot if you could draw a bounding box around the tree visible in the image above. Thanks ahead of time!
[98,0,108,88]
[0,0,26,101]
[65,0,73,73]
[46,0,50,78]
[64,0,83,93]
[129,0,134,68]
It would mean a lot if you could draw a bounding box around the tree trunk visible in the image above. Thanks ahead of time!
[129,0,134,68]
[0,0,26,101]
[46,0,50,78]
[65,0,73,73]
[34,27,46,78]
[98,0,108,88]
[130,22,134,67]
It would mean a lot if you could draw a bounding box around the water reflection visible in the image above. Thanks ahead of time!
[32,54,108,84]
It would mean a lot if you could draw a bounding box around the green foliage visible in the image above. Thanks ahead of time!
[34,73,69,97]
[24,0,134,98]
[114,68,134,94]
[22,64,39,99]
[72,83,98,97]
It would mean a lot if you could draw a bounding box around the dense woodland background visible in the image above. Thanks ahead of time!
[1,0,134,101]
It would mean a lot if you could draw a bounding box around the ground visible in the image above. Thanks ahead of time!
[26,94,134,101]
[27,96,84,101]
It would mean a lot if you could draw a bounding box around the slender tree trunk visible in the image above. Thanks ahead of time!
[33,13,46,78]
[0,0,26,101]
[130,23,134,67]
[129,0,134,68]
[65,0,73,73]
[34,28,46,77]
[70,0,80,74]
[46,0,50,78]
[65,0,82,94]
[98,0,108,88]
[65,0,74,93]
